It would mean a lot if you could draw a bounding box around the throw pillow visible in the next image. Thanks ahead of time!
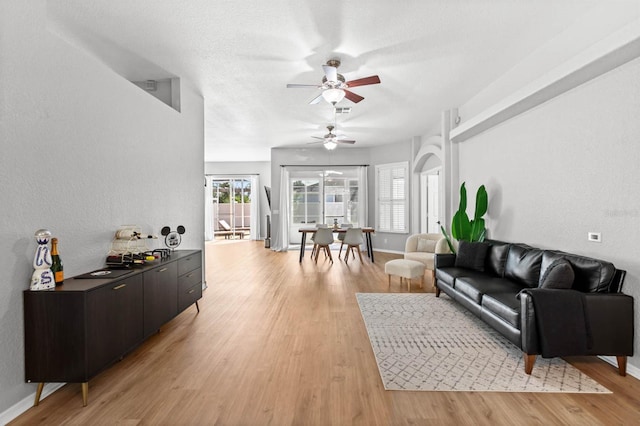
[455,241,490,271]
[416,238,437,253]
[538,258,575,289]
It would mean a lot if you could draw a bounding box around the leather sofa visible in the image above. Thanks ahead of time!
[435,239,634,376]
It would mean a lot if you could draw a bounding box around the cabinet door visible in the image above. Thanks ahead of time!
[24,292,87,383]
[86,275,143,377]
[143,262,178,338]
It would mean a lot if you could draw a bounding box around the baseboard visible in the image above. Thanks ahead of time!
[0,383,65,425]
[599,356,640,379]
[371,248,404,255]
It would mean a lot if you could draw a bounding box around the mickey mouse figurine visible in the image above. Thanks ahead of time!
[161,225,185,250]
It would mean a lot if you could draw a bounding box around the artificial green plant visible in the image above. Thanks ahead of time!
[440,182,488,253]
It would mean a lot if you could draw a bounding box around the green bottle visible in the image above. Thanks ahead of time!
[51,237,64,286]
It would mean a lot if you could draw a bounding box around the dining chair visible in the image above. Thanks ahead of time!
[337,223,352,259]
[311,223,328,258]
[313,227,334,264]
[343,228,364,264]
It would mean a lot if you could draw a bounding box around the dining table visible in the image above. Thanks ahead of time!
[298,227,375,263]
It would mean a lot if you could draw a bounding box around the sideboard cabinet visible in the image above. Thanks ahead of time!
[23,250,202,407]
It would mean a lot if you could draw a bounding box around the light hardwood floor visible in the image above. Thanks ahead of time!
[11,240,640,425]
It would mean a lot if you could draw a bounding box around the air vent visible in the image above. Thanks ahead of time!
[144,80,157,91]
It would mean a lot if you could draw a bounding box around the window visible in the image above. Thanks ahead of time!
[376,162,409,233]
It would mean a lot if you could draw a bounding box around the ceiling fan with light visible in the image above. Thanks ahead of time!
[308,124,356,150]
[287,59,381,105]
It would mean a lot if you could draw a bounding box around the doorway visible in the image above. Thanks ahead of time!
[420,168,440,234]
[208,176,252,239]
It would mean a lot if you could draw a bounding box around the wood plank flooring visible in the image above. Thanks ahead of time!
[11,240,640,425]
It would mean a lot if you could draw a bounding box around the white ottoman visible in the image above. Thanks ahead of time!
[385,259,426,291]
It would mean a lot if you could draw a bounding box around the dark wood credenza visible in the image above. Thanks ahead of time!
[23,250,202,407]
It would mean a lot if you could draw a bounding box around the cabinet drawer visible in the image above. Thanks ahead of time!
[178,282,202,313]
[178,254,201,276]
[178,267,201,291]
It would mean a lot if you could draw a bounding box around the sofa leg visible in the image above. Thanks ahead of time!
[524,353,536,375]
[434,281,441,297]
[616,355,627,376]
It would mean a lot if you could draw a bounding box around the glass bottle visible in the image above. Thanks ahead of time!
[50,237,64,286]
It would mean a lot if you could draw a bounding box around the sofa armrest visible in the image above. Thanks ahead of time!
[520,290,634,356]
[583,293,634,355]
[434,253,456,269]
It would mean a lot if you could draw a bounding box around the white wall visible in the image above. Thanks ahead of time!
[204,161,271,238]
[0,0,204,414]
[457,56,640,372]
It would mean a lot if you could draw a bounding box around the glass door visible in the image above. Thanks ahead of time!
[210,177,252,239]
[289,169,360,245]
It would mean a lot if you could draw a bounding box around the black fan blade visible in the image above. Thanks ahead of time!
[336,139,356,144]
[346,75,380,88]
[311,136,325,140]
[287,83,320,88]
[343,90,364,103]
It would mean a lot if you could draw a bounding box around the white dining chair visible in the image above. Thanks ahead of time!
[337,223,353,259]
[343,228,364,264]
[310,223,328,258]
[313,227,335,264]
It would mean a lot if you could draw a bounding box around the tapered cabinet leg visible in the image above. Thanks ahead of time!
[616,356,627,376]
[81,382,88,407]
[34,382,44,406]
[524,353,536,375]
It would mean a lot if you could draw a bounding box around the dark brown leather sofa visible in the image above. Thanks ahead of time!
[435,240,634,375]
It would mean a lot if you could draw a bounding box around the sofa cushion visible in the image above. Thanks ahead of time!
[504,245,543,288]
[416,238,437,253]
[482,292,521,329]
[540,251,615,293]
[455,275,524,304]
[484,241,510,277]
[435,267,487,288]
[539,258,574,289]
[455,241,490,271]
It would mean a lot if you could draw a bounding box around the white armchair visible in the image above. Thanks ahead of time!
[404,233,451,281]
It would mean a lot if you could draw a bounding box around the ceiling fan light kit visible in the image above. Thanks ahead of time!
[324,141,338,150]
[321,88,345,105]
[287,59,380,106]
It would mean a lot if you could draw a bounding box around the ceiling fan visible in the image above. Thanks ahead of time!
[308,125,356,150]
[287,59,381,105]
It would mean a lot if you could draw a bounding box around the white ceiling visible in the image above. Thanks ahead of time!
[46,0,603,162]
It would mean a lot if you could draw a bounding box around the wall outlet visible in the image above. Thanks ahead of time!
[588,232,602,243]
[383,238,388,244]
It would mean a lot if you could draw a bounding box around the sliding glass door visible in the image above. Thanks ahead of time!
[210,177,252,239]
[289,168,361,245]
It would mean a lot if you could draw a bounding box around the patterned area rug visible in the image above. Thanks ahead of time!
[356,293,610,393]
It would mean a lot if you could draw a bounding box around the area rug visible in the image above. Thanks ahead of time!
[356,293,610,393]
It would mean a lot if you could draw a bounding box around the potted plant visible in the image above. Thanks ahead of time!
[440,182,488,253]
